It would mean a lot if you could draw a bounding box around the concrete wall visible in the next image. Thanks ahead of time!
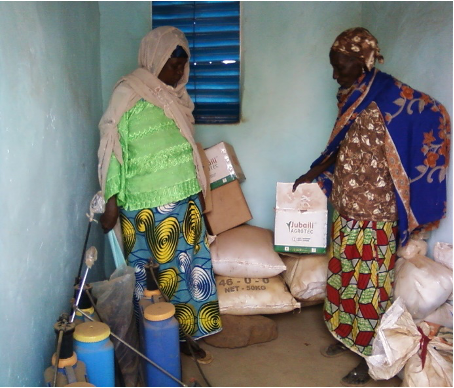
[100,1,152,111]
[0,2,104,386]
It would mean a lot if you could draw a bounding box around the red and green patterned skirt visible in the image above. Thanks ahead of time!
[324,210,398,356]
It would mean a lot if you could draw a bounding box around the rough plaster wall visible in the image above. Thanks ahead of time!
[196,1,362,230]
[362,1,453,253]
[0,3,104,386]
[100,1,151,110]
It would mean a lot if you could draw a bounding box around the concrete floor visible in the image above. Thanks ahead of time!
[181,304,402,387]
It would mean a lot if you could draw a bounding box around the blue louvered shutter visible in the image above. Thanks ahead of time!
[152,1,240,124]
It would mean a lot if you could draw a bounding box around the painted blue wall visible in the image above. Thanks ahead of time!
[100,2,152,112]
[0,1,452,386]
[0,2,104,386]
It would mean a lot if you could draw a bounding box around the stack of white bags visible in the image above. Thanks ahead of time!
[210,224,330,315]
[366,238,453,387]
[211,225,299,315]
[394,240,453,328]
[280,252,330,307]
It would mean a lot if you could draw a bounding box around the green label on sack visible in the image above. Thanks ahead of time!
[274,245,326,254]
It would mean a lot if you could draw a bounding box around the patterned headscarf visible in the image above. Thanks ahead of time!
[331,27,384,71]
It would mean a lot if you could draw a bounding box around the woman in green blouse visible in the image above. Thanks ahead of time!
[97,26,222,346]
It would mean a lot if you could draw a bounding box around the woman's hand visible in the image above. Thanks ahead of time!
[293,171,317,192]
[100,195,119,234]
[293,151,338,192]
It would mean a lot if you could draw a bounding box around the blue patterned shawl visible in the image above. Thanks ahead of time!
[313,69,450,245]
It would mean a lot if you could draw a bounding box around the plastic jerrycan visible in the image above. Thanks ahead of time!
[143,302,181,387]
[73,321,115,387]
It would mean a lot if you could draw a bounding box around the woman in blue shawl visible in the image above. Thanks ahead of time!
[293,27,450,386]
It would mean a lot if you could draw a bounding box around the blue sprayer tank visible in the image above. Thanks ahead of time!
[73,321,114,387]
[139,289,163,343]
[143,302,181,387]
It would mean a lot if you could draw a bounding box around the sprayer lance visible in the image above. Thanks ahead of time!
[70,247,97,323]
[75,192,105,284]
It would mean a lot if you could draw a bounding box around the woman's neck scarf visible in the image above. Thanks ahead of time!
[97,26,207,198]
[312,68,451,245]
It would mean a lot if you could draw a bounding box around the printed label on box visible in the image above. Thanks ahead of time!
[274,210,327,253]
[205,142,245,189]
[274,182,328,253]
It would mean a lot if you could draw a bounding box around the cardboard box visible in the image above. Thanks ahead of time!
[196,142,212,214]
[274,182,327,254]
[204,141,246,189]
[204,180,252,235]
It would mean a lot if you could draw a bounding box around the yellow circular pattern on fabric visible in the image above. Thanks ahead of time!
[120,213,136,259]
[135,209,154,233]
[150,217,179,264]
[158,268,178,299]
[174,303,197,337]
[198,301,221,334]
[182,200,202,249]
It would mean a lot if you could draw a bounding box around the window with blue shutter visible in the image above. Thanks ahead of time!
[152,1,241,124]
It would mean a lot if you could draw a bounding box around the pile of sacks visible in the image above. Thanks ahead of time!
[280,251,330,307]
[211,224,330,315]
[211,224,300,315]
[206,224,330,348]
[394,239,453,329]
[365,238,453,387]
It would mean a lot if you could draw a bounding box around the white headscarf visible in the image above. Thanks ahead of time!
[97,26,207,198]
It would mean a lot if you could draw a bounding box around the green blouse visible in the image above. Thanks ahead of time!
[104,99,201,210]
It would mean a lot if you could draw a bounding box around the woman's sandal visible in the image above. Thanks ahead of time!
[180,342,214,364]
[320,342,349,358]
[341,359,371,387]
[192,349,213,365]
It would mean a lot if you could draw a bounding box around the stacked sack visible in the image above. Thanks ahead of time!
[280,251,330,307]
[211,224,300,315]
[393,238,453,328]
[365,238,453,387]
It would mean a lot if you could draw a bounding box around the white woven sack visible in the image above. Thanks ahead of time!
[401,323,453,387]
[422,303,453,329]
[216,275,300,315]
[280,253,329,302]
[394,240,453,319]
[366,297,421,381]
[211,225,286,278]
[433,242,453,270]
